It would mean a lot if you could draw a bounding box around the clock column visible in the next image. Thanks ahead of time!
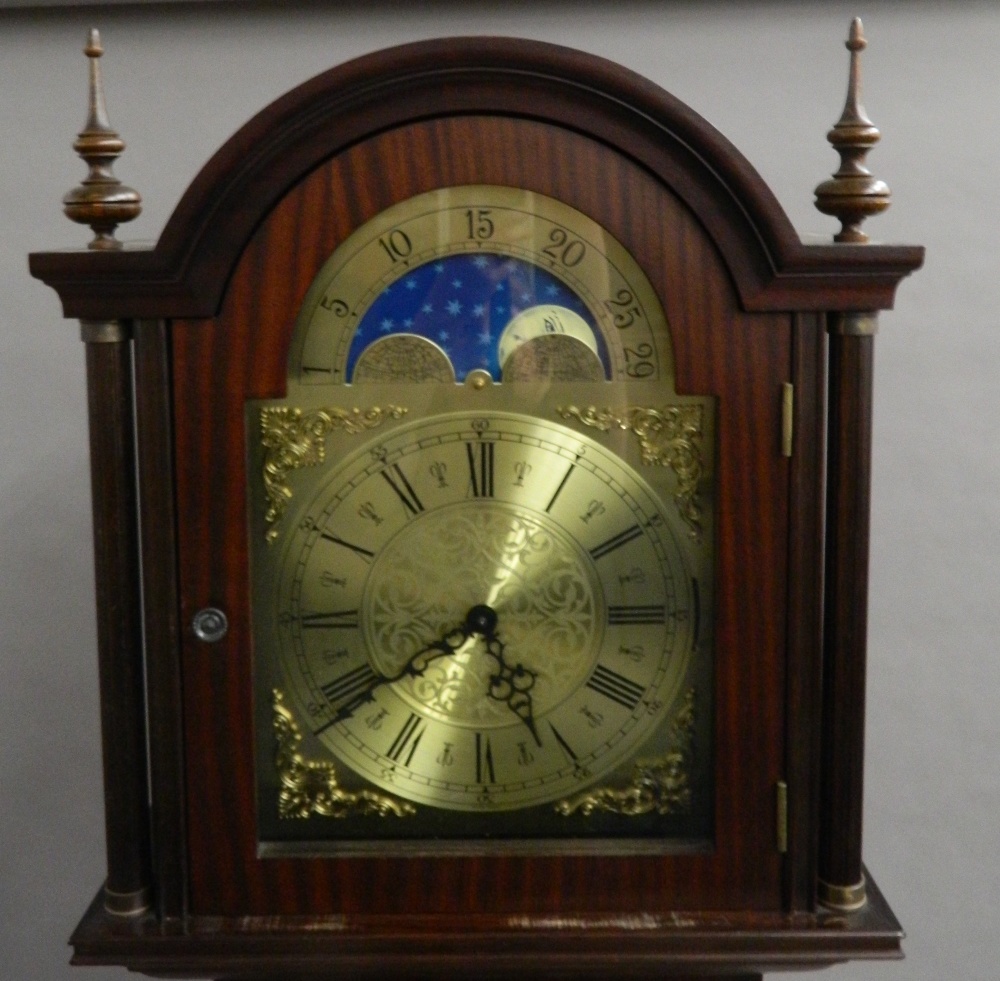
[820,318,876,911]
[67,31,151,916]
[814,19,890,911]
[80,319,152,915]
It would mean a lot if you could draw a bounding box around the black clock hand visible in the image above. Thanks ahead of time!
[323,604,541,746]
[325,620,470,726]
[466,605,541,748]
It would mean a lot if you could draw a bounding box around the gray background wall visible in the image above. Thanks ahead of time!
[1,2,994,979]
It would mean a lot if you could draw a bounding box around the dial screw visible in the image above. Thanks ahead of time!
[192,607,229,643]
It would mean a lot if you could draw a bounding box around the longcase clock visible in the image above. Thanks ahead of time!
[31,22,923,981]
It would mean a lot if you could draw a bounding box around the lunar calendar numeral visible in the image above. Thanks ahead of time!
[319,295,349,315]
[381,464,424,516]
[603,288,642,329]
[378,228,413,263]
[466,441,495,497]
[586,664,646,710]
[465,208,495,240]
[542,227,587,267]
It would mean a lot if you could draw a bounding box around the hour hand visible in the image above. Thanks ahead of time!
[466,606,540,747]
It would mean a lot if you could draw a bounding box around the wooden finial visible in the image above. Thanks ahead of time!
[63,29,141,250]
[814,18,890,243]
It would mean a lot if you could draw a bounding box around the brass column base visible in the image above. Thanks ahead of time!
[818,875,867,911]
[104,883,152,916]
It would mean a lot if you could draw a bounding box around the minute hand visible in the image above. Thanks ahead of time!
[320,623,470,729]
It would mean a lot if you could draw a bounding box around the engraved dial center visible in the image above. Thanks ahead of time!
[361,502,604,728]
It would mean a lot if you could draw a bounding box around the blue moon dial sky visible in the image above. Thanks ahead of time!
[347,253,609,381]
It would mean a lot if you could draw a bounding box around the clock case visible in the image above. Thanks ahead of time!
[30,37,923,980]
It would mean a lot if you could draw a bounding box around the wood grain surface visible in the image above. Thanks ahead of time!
[172,115,789,917]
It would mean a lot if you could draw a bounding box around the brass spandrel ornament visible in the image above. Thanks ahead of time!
[558,403,706,539]
[260,404,408,542]
[556,687,696,817]
[273,689,415,819]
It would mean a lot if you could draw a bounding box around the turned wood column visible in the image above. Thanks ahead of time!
[81,318,152,915]
[818,312,877,910]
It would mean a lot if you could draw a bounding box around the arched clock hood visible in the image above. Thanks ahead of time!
[31,36,921,319]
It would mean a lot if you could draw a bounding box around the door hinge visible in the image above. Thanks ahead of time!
[776,780,789,853]
[781,383,794,457]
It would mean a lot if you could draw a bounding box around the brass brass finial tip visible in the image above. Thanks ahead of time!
[814,18,890,244]
[63,28,142,250]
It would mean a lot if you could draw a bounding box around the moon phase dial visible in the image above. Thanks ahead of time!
[273,412,696,813]
[290,186,672,386]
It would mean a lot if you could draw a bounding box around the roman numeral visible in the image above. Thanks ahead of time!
[585,664,646,710]
[320,531,375,561]
[300,609,360,629]
[607,604,666,625]
[320,663,379,705]
[475,732,496,784]
[545,458,578,512]
[381,463,424,516]
[589,524,643,561]
[386,713,426,766]
[466,441,495,498]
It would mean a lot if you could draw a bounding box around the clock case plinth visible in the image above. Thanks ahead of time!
[69,868,903,979]
[30,36,922,980]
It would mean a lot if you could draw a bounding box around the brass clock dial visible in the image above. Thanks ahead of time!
[269,412,695,812]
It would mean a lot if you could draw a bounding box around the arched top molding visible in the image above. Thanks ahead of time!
[31,36,922,319]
